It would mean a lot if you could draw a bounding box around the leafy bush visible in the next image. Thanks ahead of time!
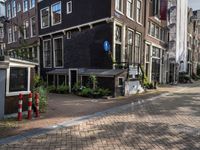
[56,84,69,94]
[34,86,48,113]
[78,87,93,97]
[144,82,154,89]
[47,85,56,93]
[72,82,82,93]
[77,87,111,98]
[179,72,192,83]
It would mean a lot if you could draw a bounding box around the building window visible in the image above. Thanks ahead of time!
[118,77,124,87]
[23,20,29,39]
[66,31,71,39]
[23,0,28,12]
[30,17,36,37]
[12,0,16,17]
[17,3,21,12]
[152,46,160,58]
[151,23,155,36]
[115,25,122,63]
[127,0,134,19]
[155,26,159,39]
[41,7,49,28]
[52,2,61,25]
[7,4,11,19]
[9,67,28,92]
[66,1,72,14]
[53,37,63,67]
[115,0,123,13]
[134,33,141,64]
[0,28,4,39]
[43,40,52,68]
[145,44,150,62]
[12,25,17,42]
[136,0,142,23]
[148,21,151,34]
[30,0,35,9]
[8,27,12,43]
[127,29,134,64]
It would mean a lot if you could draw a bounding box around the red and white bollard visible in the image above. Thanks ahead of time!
[35,93,40,118]
[27,92,32,120]
[18,93,23,121]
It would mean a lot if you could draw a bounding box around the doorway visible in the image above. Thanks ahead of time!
[69,69,78,93]
[151,58,160,82]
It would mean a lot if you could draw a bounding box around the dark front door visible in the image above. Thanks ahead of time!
[0,69,6,119]
[69,69,78,92]
[152,58,160,82]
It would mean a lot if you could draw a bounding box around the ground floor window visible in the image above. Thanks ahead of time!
[53,37,63,67]
[9,67,28,92]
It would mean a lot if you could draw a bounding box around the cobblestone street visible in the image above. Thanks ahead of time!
[1,83,200,150]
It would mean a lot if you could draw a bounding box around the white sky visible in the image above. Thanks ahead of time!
[188,0,200,10]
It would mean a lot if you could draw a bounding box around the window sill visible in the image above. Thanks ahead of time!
[115,10,124,16]
[6,91,30,97]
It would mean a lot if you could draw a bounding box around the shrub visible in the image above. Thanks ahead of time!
[34,86,48,113]
[144,82,154,89]
[78,87,93,97]
[56,84,69,94]
[47,85,57,93]
[72,82,82,93]
[179,72,192,83]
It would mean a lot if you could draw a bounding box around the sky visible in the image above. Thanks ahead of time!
[188,0,200,10]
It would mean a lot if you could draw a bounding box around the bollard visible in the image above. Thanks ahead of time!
[35,93,40,118]
[27,92,32,120]
[18,93,23,121]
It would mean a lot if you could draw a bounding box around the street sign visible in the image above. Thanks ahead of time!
[103,41,110,52]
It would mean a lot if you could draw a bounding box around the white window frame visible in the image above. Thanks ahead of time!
[6,65,32,97]
[43,39,52,68]
[30,16,36,37]
[12,0,16,18]
[51,1,62,26]
[8,27,12,43]
[40,7,50,29]
[66,1,72,14]
[23,20,29,39]
[23,0,28,12]
[29,0,35,9]
[7,4,11,19]
[126,0,134,20]
[136,0,142,23]
[66,31,71,39]
[17,3,21,12]
[53,36,64,68]
[115,0,124,14]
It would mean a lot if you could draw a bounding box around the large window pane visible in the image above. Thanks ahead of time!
[43,40,51,68]
[41,8,49,28]
[9,67,28,92]
[52,2,61,25]
[127,30,134,64]
[54,38,63,67]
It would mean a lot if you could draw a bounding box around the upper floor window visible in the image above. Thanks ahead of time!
[127,0,134,19]
[12,0,16,17]
[17,3,21,12]
[0,28,4,39]
[7,4,11,19]
[30,0,35,9]
[23,0,28,12]
[66,1,72,14]
[115,0,123,13]
[51,2,61,25]
[23,20,29,39]
[41,7,49,28]
[136,0,142,23]
[30,17,36,37]
[8,27,12,43]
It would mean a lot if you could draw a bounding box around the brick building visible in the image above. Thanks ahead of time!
[38,0,146,95]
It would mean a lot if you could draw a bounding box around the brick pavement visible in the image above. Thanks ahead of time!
[0,82,200,150]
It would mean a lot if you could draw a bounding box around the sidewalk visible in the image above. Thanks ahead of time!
[0,90,166,140]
